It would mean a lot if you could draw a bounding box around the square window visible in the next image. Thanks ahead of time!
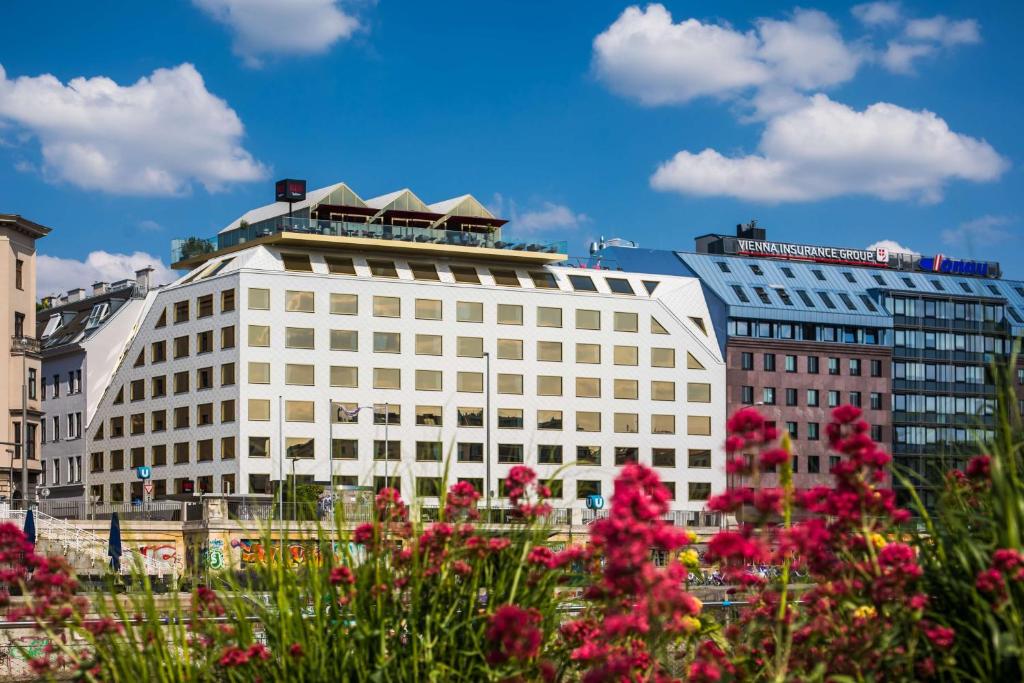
[415,334,443,355]
[687,415,711,436]
[490,268,521,287]
[654,448,677,467]
[373,296,401,317]
[457,336,484,357]
[614,412,638,433]
[497,444,524,464]
[285,327,314,349]
[458,372,483,393]
[249,399,271,421]
[537,410,562,430]
[497,408,523,429]
[374,331,402,353]
[248,288,270,310]
[497,338,523,359]
[576,377,601,398]
[576,343,600,363]
[373,368,401,389]
[249,361,270,383]
[614,379,638,400]
[457,301,483,322]
[331,293,358,315]
[537,375,562,396]
[614,312,638,332]
[576,309,600,330]
[367,259,398,278]
[497,373,523,394]
[651,378,675,401]
[282,254,312,272]
[330,329,358,351]
[450,265,480,284]
[576,411,601,432]
[687,383,711,403]
[537,307,562,328]
[285,290,315,312]
[613,345,638,366]
[248,325,270,347]
[497,304,523,325]
[537,341,562,362]
[416,406,443,426]
[457,407,484,427]
[415,298,442,320]
[330,366,358,387]
[416,369,443,391]
[651,348,675,368]
[651,414,675,434]
[285,364,315,385]
[409,262,440,281]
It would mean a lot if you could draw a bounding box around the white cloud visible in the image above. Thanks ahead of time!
[650,94,1008,203]
[878,15,980,74]
[37,251,177,298]
[490,194,588,235]
[592,5,862,115]
[880,42,937,74]
[940,215,1014,248]
[136,219,163,233]
[866,239,918,255]
[515,202,588,233]
[194,0,361,67]
[0,63,267,196]
[905,16,980,46]
[852,2,902,27]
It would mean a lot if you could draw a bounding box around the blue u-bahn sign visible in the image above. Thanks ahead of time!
[918,254,992,278]
[586,494,604,510]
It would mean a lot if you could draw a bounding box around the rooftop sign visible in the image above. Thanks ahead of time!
[731,238,889,267]
[917,254,997,279]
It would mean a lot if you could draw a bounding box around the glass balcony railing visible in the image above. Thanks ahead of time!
[173,216,567,264]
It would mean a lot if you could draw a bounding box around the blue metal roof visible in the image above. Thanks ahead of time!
[605,246,1024,335]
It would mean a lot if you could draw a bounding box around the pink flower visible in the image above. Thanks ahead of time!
[218,646,249,667]
[330,566,355,586]
[923,624,955,649]
[486,605,543,663]
[759,448,789,468]
[353,523,374,545]
[975,568,1005,596]
[288,643,304,658]
[966,455,991,480]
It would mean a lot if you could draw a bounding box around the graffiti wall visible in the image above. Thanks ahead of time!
[231,539,365,567]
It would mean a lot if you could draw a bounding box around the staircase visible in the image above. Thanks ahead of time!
[0,507,175,576]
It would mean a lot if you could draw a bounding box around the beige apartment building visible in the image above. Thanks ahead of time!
[0,214,51,502]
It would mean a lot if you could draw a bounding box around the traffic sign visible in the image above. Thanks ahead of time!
[143,482,154,495]
[136,466,152,480]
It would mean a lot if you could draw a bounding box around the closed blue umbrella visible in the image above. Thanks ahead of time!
[22,509,35,548]
[108,512,123,573]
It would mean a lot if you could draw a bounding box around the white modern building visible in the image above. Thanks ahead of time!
[36,272,155,503]
[85,183,727,521]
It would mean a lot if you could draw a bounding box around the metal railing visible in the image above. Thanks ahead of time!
[0,507,173,576]
[9,336,40,355]
[581,509,723,528]
[32,500,186,522]
[174,217,567,263]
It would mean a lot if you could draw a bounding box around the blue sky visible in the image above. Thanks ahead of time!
[0,1,1020,294]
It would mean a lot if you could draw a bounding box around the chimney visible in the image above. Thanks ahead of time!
[93,281,109,296]
[135,266,154,292]
[67,288,86,302]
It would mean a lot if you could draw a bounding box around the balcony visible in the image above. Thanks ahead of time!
[10,336,41,356]
[173,216,567,267]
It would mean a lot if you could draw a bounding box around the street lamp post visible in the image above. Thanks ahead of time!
[483,351,492,515]
[384,402,391,490]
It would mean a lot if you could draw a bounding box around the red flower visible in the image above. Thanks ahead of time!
[353,523,374,545]
[218,646,249,667]
[288,643,304,658]
[975,568,1005,596]
[966,455,991,480]
[330,565,355,586]
[486,605,543,663]
[923,624,955,649]
[759,448,789,468]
